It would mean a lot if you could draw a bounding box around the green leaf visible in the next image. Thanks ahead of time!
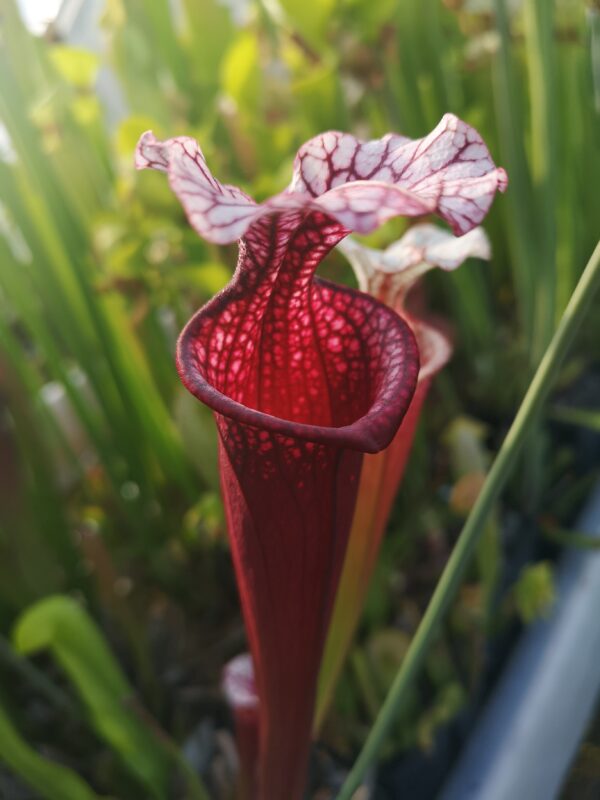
[221,31,261,109]
[342,0,397,42]
[173,387,220,491]
[0,701,102,800]
[513,561,556,624]
[277,0,337,49]
[13,596,171,798]
[291,64,346,132]
[181,0,234,83]
[49,46,100,90]
[549,405,600,433]
[178,262,232,296]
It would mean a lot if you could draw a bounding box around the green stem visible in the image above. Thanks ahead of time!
[336,239,600,800]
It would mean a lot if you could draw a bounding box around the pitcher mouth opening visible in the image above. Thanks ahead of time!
[176,277,419,455]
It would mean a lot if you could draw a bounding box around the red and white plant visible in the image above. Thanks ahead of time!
[136,113,506,800]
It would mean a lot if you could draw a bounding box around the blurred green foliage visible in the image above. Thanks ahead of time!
[512,560,556,623]
[0,0,599,795]
[14,596,173,796]
[0,700,103,800]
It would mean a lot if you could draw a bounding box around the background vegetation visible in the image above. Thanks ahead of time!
[0,0,598,796]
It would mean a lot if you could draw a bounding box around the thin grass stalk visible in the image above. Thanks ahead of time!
[578,7,600,278]
[390,2,429,135]
[420,0,452,115]
[0,318,82,489]
[492,0,538,359]
[0,287,140,524]
[524,0,557,354]
[336,239,600,800]
[555,44,584,312]
[0,368,81,590]
[440,264,495,359]
[589,4,600,113]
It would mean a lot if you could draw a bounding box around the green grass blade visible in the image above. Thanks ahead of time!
[492,0,538,359]
[13,595,211,800]
[0,701,102,800]
[13,596,172,798]
[524,0,557,354]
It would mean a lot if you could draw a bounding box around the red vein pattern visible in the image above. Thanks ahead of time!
[135,117,506,800]
[136,113,507,243]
